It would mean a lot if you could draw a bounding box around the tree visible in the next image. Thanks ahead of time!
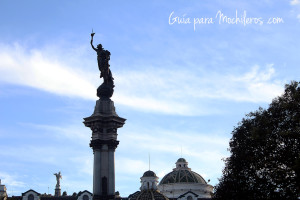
[214,81,300,200]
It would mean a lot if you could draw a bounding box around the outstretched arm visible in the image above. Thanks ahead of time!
[90,36,97,51]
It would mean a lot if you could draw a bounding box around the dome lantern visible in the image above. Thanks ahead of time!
[175,157,190,170]
[140,170,159,191]
[129,171,169,200]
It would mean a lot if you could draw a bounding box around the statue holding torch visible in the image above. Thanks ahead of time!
[90,30,114,85]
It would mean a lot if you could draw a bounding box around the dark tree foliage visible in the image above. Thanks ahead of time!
[214,81,300,200]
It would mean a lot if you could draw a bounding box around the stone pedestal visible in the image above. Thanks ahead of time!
[84,99,126,200]
[54,187,61,197]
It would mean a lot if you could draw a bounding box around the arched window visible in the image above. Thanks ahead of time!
[28,194,34,200]
[102,177,107,195]
[187,196,193,200]
[83,195,89,200]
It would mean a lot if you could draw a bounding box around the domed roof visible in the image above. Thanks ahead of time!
[159,169,207,184]
[142,170,157,177]
[177,158,187,162]
[128,190,169,200]
[159,158,207,185]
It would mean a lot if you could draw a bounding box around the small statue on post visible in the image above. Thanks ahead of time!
[54,171,62,188]
[91,31,114,99]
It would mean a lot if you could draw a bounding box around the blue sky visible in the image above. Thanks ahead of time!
[0,0,300,197]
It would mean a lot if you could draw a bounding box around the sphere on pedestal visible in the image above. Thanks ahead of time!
[97,83,114,99]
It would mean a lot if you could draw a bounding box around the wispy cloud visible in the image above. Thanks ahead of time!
[0,172,26,196]
[0,43,96,100]
[120,129,229,158]
[19,122,90,145]
[116,158,148,175]
[0,173,25,188]
[0,43,284,116]
[116,64,282,102]
[68,156,93,176]
[114,64,283,115]
[117,127,230,185]
[291,0,300,5]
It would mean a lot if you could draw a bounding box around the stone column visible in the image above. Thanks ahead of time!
[93,149,102,195]
[84,99,126,200]
[108,147,115,195]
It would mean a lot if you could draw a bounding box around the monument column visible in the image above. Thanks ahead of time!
[93,148,102,195]
[108,145,116,195]
[84,32,126,200]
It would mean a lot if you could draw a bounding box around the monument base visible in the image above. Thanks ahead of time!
[93,194,115,200]
[55,188,61,197]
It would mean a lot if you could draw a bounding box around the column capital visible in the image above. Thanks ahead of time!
[90,139,119,150]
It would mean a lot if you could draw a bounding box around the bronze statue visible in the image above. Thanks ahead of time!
[90,31,114,99]
[91,32,113,84]
[54,171,62,187]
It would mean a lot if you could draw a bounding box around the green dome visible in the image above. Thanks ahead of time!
[159,169,207,184]
[128,190,169,200]
[177,158,187,162]
[142,170,157,177]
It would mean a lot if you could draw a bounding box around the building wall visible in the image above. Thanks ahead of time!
[158,183,213,199]
[77,191,92,200]
[22,191,40,200]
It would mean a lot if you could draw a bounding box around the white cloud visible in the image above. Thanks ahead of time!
[20,123,90,145]
[0,172,25,187]
[68,156,93,176]
[116,158,148,175]
[115,64,283,106]
[0,43,284,116]
[113,94,191,115]
[0,145,65,165]
[117,128,230,185]
[1,120,228,188]
[0,43,96,100]
[291,0,300,5]
[120,129,229,157]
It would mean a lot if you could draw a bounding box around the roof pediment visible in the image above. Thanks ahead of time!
[22,190,40,196]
